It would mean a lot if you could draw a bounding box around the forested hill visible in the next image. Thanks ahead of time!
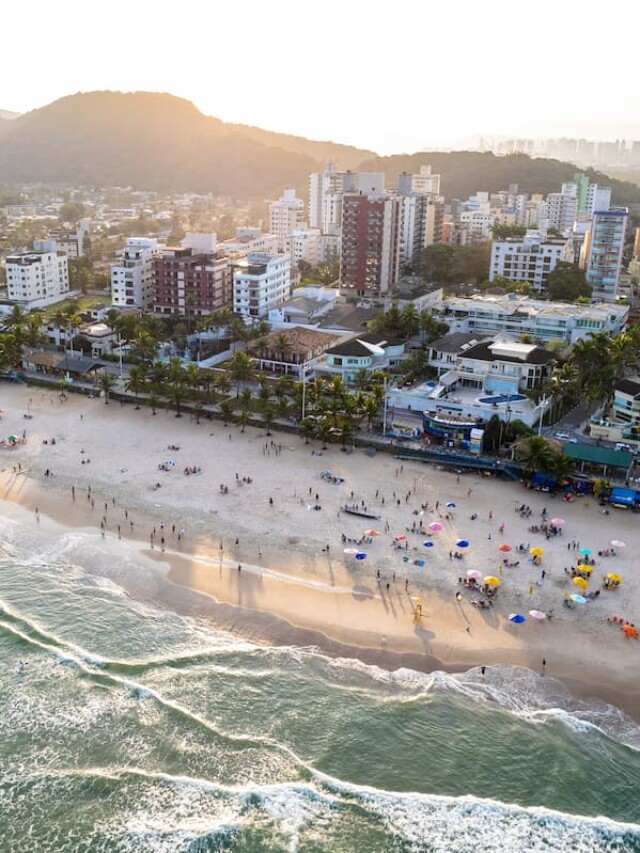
[0,91,373,199]
[357,151,640,206]
[0,91,639,206]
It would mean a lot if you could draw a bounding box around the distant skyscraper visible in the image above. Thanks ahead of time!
[340,194,401,297]
[586,208,628,302]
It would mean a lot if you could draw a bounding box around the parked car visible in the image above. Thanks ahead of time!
[554,432,578,443]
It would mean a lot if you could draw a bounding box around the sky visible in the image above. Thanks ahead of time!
[3,0,639,155]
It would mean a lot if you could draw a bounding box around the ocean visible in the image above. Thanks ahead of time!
[1,507,640,852]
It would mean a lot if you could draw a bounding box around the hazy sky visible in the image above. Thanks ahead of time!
[3,0,639,154]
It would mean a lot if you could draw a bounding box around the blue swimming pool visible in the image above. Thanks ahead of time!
[478,394,527,405]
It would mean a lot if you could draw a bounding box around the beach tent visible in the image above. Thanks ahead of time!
[608,487,638,507]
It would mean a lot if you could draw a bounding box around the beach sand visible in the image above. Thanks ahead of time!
[1,384,639,717]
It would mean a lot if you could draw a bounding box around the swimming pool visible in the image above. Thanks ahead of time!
[478,394,527,405]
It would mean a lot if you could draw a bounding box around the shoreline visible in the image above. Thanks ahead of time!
[1,385,639,721]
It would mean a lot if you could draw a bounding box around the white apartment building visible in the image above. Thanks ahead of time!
[411,165,441,195]
[544,191,578,232]
[490,231,572,292]
[585,185,612,218]
[285,228,320,268]
[438,293,628,344]
[110,237,160,309]
[6,249,70,309]
[269,189,305,251]
[233,253,291,319]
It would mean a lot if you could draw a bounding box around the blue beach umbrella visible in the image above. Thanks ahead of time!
[570,594,587,604]
[423,541,435,548]
[355,552,367,560]
[456,539,470,548]
[509,613,526,623]
[446,502,457,508]
[579,548,592,556]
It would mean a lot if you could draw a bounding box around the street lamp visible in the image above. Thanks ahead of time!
[537,395,549,437]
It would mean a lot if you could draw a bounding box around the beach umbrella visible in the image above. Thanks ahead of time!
[394,535,407,541]
[467,570,483,580]
[509,613,526,623]
[606,573,622,583]
[446,502,457,508]
[579,547,592,555]
[550,518,565,526]
[529,547,545,556]
[456,539,469,548]
[7,435,17,442]
[428,522,443,532]
[423,541,434,548]
[355,552,367,560]
[624,624,639,639]
[570,594,587,604]
[498,544,512,552]
[576,564,592,574]
[611,540,626,548]
[484,575,501,587]
[414,560,426,567]
[572,576,589,590]
[364,529,379,536]
[343,548,359,555]
[529,610,547,620]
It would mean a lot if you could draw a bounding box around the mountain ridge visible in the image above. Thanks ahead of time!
[0,91,639,206]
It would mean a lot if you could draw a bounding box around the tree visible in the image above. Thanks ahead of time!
[417,244,456,283]
[218,399,235,425]
[59,201,86,224]
[491,224,527,240]
[545,262,592,302]
[299,418,316,444]
[520,436,554,473]
[126,364,147,408]
[226,351,256,397]
[97,373,115,405]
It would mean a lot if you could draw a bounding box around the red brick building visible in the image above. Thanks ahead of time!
[340,194,401,297]
[153,247,232,316]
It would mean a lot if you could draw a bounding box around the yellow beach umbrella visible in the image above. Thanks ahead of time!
[606,573,622,584]
[529,547,545,556]
[576,564,593,574]
[484,575,501,587]
[572,576,589,590]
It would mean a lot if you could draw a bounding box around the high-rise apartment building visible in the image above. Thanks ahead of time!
[6,248,69,309]
[111,237,160,309]
[411,165,441,195]
[545,190,578,232]
[269,189,305,251]
[233,253,291,319]
[586,208,628,302]
[490,232,572,293]
[153,246,232,316]
[340,194,401,297]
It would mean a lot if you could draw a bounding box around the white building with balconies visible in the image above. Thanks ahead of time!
[6,249,70,309]
[110,237,160,309]
[233,253,291,319]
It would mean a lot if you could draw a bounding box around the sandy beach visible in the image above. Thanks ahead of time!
[1,383,639,717]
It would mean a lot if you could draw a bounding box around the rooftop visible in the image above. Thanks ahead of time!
[460,340,554,365]
[430,332,486,353]
[442,293,629,321]
[615,378,640,399]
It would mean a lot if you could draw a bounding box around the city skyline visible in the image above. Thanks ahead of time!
[3,0,639,156]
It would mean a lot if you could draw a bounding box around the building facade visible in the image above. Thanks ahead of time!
[340,194,401,297]
[269,189,305,251]
[489,231,573,293]
[110,237,160,309]
[232,253,291,319]
[6,249,70,309]
[586,208,628,302]
[153,247,232,317]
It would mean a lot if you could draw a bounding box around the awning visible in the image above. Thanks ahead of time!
[439,370,459,387]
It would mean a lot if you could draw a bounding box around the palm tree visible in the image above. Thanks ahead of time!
[299,418,316,445]
[262,404,276,436]
[148,392,159,415]
[97,373,115,405]
[125,364,147,408]
[520,436,553,474]
[168,382,186,417]
[550,450,574,483]
[24,313,45,348]
[226,351,256,397]
[315,417,333,450]
[229,317,247,352]
[219,399,235,425]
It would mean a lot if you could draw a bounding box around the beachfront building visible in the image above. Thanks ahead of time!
[153,245,232,317]
[110,237,160,309]
[5,248,70,309]
[586,208,628,302]
[437,293,628,345]
[232,253,291,319]
[316,333,407,382]
[489,231,573,293]
[269,189,305,252]
[247,326,343,378]
[590,378,640,446]
[267,285,338,326]
[340,193,401,297]
[388,340,554,430]
[428,332,490,375]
